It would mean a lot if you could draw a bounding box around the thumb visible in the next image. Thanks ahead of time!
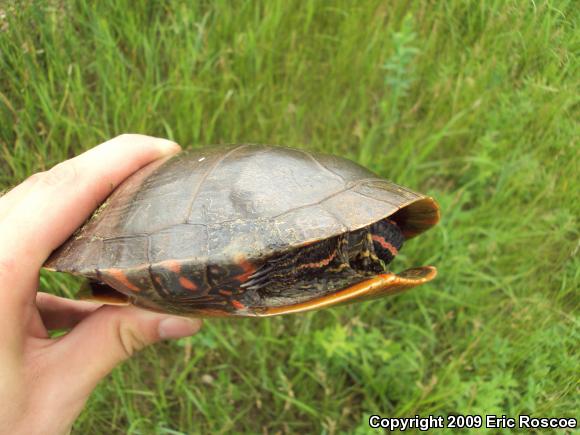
[54,305,202,394]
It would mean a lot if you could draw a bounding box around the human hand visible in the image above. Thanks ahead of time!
[0,134,203,435]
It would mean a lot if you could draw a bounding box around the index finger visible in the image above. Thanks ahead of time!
[0,134,180,298]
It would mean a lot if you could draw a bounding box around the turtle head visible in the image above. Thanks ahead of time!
[346,218,404,273]
[368,218,405,266]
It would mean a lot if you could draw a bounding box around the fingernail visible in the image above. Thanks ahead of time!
[158,317,201,339]
[156,138,181,156]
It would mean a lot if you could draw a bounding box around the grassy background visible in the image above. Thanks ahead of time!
[1,0,578,433]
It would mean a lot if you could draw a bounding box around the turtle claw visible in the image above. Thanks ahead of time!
[240,264,275,289]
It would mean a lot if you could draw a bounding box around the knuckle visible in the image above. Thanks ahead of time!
[28,161,78,188]
[117,323,149,358]
[43,161,78,187]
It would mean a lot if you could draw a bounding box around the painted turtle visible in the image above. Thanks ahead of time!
[44,145,440,317]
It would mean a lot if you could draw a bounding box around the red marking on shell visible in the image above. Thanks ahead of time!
[235,258,256,283]
[371,234,399,256]
[162,260,182,274]
[179,276,198,291]
[231,300,245,310]
[105,269,141,292]
[219,290,233,296]
[298,248,337,270]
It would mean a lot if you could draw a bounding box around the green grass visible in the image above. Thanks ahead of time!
[1,0,578,433]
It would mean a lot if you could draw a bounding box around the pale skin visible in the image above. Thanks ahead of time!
[0,134,203,435]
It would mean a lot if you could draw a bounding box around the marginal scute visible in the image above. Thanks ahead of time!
[99,266,152,294]
[322,188,398,232]
[390,197,440,239]
[352,180,417,207]
[313,152,373,182]
[274,204,347,247]
[150,260,209,298]
[149,224,208,263]
[102,235,149,268]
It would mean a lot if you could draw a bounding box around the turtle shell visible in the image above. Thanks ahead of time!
[45,144,440,317]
